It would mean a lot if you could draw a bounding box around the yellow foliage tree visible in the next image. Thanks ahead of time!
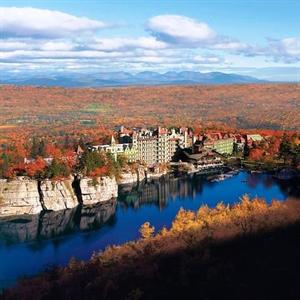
[139,222,155,239]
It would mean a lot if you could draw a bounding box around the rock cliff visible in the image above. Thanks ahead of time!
[137,166,146,182]
[0,175,118,217]
[119,166,146,185]
[40,179,78,211]
[80,177,118,205]
[0,178,42,216]
[119,172,138,185]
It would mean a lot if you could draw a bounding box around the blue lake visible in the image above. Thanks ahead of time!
[0,171,297,290]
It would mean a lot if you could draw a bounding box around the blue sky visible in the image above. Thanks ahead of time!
[0,0,299,80]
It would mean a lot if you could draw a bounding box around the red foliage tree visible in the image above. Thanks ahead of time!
[249,148,264,161]
[25,156,47,178]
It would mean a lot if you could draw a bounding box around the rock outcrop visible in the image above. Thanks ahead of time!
[0,175,119,217]
[119,166,146,185]
[137,166,146,182]
[146,170,167,180]
[0,178,42,216]
[80,176,118,205]
[119,171,138,185]
[40,179,78,211]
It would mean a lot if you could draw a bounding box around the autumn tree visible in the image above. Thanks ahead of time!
[139,222,155,239]
[25,156,47,178]
[249,148,264,161]
[45,144,62,159]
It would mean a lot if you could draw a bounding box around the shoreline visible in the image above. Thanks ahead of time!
[1,164,299,218]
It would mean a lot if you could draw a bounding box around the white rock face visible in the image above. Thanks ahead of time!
[40,179,78,211]
[137,166,146,182]
[146,170,167,180]
[80,176,118,205]
[0,176,119,217]
[0,178,42,216]
[119,166,146,185]
[119,171,138,185]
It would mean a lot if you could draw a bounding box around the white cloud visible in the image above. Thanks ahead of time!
[40,41,75,51]
[0,40,29,51]
[147,15,216,45]
[280,38,300,56]
[236,37,300,63]
[0,49,132,60]
[192,55,224,64]
[0,46,224,69]
[145,15,254,54]
[0,7,109,38]
[90,37,167,51]
[212,41,249,51]
[267,37,300,63]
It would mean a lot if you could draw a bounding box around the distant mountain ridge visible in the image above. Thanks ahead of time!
[0,71,265,87]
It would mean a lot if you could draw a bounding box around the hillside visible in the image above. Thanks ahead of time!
[0,71,264,87]
[0,83,299,141]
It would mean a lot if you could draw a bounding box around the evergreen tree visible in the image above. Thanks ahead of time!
[79,151,105,175]
[292,144,300,167]
[31,138,46,158]
[0,153,9,178]
[279,134,292,164]
[45,159,70,178]
[30,137,39,158]
[38,139,46,157]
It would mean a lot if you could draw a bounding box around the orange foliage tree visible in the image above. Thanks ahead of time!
[25,157,47,178]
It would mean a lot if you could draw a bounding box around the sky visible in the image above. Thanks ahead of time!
[0,0,299,81]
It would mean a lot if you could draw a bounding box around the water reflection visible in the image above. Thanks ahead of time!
[118,172,299,210]
[0,200,116,246]
[118,175,207,210]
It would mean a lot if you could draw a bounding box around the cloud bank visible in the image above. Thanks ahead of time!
[0,7,109,38]
[0,8,299,76]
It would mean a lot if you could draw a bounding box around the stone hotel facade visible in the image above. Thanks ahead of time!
[91,126,257,166]
[92,127,191,165]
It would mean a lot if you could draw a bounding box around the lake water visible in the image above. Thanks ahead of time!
[0,171,298,290]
